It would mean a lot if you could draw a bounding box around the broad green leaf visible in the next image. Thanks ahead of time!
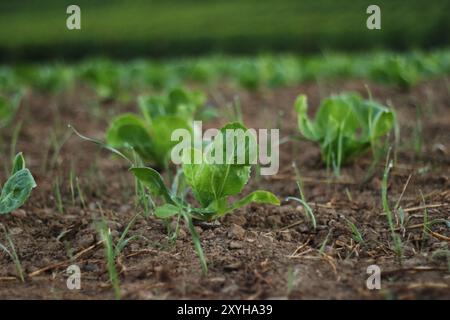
[207,122,257,166]
[168,87,205,118]
[294,92,396,170]
[130,167,173,204]
[11,152,25,175]
[149,115,192,168]
[315,94,360,137]
[154,204,180,219]
[106,114,154,162]
[370,105,396,139]
[182,148,214,206]
[224,190,280,214]
[0,169,37,214]
[294,95,319,141]
[138,95,167,122]
[107,88,201,168]
[182,122,254,207]
[168,87,190,114]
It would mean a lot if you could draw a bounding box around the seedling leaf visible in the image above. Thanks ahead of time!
[155,204,180,219]
[130,167,174,204]
[11,152,26,175]
[226,190,280,213]
[0,169,36,214]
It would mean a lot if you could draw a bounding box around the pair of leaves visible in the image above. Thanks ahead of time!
[295,92,395,169]
[0,153,37,214]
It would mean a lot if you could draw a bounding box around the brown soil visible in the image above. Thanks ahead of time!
[0,78,449,299]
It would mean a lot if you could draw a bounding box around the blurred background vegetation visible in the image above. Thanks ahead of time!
[0,0,449,61]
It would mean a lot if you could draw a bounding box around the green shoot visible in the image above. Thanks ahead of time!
[232,95,243,123]
[97,213,145,299]
[286,266,298,296]
[97,220,121,300]
[319,229,332,254]
[69,165,76,206]
[10,120,22,165]
[53,176,64,214]
[0,224,25,282]
[183,210,207,273]
[75,176,86,209]
[381,153,403,263]
[286,162,316,230]
[413,104,423,157]
[420,190,429,249]
[345,218,364,244]
[345,188,353,202]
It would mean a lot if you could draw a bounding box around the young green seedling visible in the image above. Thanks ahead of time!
[0,153,36,214]
[106,87,208,169]
[285,162,316,230]
[294,92,396,176]
[381,154,403,263]
[131,122,280,273]
[0,223,25,282]
[96,211,150,300]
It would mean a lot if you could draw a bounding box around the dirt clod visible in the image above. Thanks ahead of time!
[228,224,246,240]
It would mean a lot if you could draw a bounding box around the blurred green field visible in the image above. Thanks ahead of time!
[0,0,449,60]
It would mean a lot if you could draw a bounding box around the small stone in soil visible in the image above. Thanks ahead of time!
[267,215,282,227]
[77,233,95,248]
[178,228,187,239]
[209,277,226,283]
[11,209,27,219]
[229,241,244,249]
[280,231,292,241]
[221,283,239,293]
[227,224,246,240]
[224,261,243,271]
[195,226,203,235]
[298,224,309,233]
[9,227,23,235]
[119,204,131,214]
[227,214,247,226]
[155,265,171,282]
[84,263,99,272]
